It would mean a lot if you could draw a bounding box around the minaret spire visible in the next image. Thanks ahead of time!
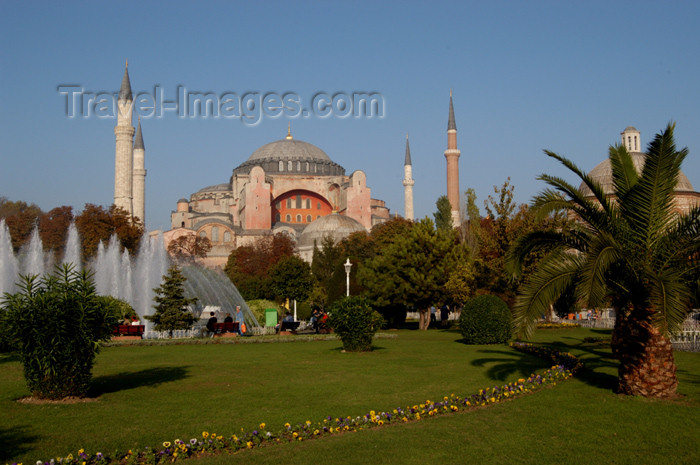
[119,60,133,101]
[114,61,135,218]
[132,117,147,225]
[286,123,293,140]
[403,133,415,220]
[444,90,461,227]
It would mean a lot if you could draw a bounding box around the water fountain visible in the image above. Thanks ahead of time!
[0,219,19,295]
[181,265,258,326]
[0,220,258,335]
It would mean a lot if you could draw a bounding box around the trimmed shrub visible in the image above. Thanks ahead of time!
[459,294,511,344]
[328,296,385,352]
[0,266,118,399]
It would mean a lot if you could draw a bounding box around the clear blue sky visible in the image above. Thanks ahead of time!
[1,0,699,231]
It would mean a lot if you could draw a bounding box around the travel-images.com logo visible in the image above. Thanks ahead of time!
[58,85,385,125]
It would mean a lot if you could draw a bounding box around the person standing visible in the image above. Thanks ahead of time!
[235,305,245,336]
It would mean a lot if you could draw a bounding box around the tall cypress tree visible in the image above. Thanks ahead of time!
[146,266,197,337]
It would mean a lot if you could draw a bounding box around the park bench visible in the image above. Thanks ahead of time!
[112,324,145,338]
[212,321,239,337]
[279,321,301,334]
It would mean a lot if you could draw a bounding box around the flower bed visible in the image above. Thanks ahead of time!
[536,322,581,329]
[19,342,582,465]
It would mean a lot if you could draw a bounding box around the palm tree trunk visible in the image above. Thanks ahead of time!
[611,306,678,398]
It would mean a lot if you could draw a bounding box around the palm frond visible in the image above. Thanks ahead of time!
[575,232,622,308]
[543,150,614,215]
[512,251,581,338]
[647,266,693,336]
[609,144,638,199]
[506,229,578,278]
[623,123,689,247]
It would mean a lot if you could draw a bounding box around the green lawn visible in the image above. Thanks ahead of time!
[2,328,699,464]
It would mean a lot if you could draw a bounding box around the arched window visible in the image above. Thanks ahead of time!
[275,213,281,222]
[297,161,301,171]
[296,194,301,208]
[296,214,302,223]
[306,162,309,172]
[199,231,207,239]
[211,227,219,242]
[288,160,293,171]
[317,202,321,210]
[306,215,312,223]
[279,160,284,171]
[224,231,231,242]
[286,198,291,208]
[285,214,291,222]
[305,199,310,209]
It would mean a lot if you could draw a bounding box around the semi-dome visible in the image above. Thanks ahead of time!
[297,213,366,250]
[232,131,345,176]
[580,151,695,197]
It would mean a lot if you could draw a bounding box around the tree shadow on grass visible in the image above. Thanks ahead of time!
[0,425,40,461]
[0,353,20,364]
[88,366,190,397]
[469,348,553,382]
[459,336,620,392]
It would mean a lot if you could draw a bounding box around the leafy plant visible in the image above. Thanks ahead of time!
[327,296,384,352]
[0,265,117,399]
[459,294,512,344]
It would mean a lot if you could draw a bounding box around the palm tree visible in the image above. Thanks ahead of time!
[507,123,699,398]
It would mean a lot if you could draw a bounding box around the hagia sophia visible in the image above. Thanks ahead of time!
[112,64,698,267]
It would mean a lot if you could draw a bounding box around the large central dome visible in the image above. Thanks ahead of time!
[232,131,345,176]
[248,139,332,163]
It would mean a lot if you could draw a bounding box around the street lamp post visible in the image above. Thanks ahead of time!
[344,258,352,297]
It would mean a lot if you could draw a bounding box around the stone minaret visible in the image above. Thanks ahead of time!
[444,90,461,227]
[132,118,146,225]
[114,61,134,217]
[403,134,415,220]
[621,126,641,152]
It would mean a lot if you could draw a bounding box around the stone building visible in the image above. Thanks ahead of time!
[580,126,700,214]
[167,126,390,267]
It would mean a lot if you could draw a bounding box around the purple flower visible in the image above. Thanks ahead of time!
[253,430,258,435]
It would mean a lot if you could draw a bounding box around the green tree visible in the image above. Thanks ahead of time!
[434,195,454,231]
[145,266,197,337]
[359,218,469,330]
[224,233,295,300]
[460,188,481,258]
[268,255,313,304]
[1,265,117,399]
[507,123,699,398]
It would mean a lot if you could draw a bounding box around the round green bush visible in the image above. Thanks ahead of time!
[459,294,512,344]
[328,296,385,352]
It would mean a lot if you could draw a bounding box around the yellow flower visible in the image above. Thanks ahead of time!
[293,432,298,438]
[343,425,349,431]
[305,420,312,425]
[370,410,375,416]
[173,452,178,458]
[78,449,84,455]
[202,432,209,438]
[163,442,171,448]
[67,455,74,461]
[246,441,253,449]
[402,417,408,422]
[377,420,384,426]
[314,429,320,435]
[260,422,266,429]
[284,422,291,428]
